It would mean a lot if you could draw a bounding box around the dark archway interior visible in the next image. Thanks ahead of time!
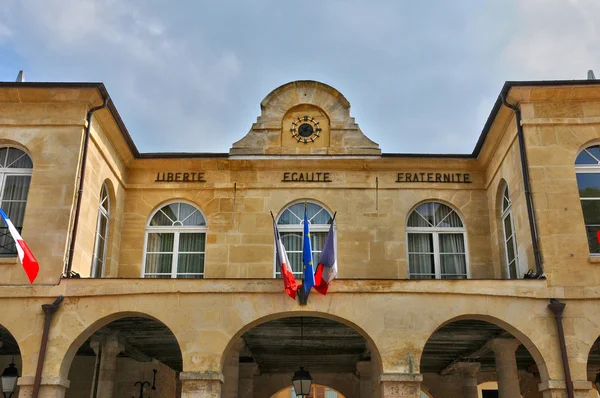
[587,336,600,377]
[0,325,19,356]
[421,320,537,374]
[75,317,182,372]
[240,317,369,373]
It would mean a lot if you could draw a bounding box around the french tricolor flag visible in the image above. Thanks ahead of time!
[0,209,39,283]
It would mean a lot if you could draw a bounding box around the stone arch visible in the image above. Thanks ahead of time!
[267,382,351,398]
[58,310,183,381]
[0,322,23,395]
[419,313,550,382]
[220,311,383,375]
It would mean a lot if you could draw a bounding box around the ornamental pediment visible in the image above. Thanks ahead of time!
[230,80,381,156]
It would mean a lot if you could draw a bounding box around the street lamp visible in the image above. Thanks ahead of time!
[291,366,312,397]
[1,360,18,398]
[291,317,312,397]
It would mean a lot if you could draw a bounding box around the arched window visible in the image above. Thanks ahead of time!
[407,202,468,279]
[91,183,110,277]
[501,185,519,279]
[276,202,333,277]
[143,202,206,278]
[575,145,600,254]
[0,147,33,257]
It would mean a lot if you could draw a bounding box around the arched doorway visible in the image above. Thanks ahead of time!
[0,324,21,397]
[271,383,345,397]
[64,315,183,398]
[420,319,543,398]
[223,316,380,398]
[586,336,600,398]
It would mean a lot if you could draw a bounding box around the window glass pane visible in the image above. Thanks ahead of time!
[150,209,174,226]
[145,253,172,274]
[440,254,467,278]
[277,203,330,225]
[146,233,174,252]
[437,210,463,228]
[508,259,517,279]
[503,214,513,237]
[180,203,206,226]
[407,211,431,227]
[415,203,436,226]
[409,254,434,278]
[100,185,109,211]
[581,200,600,225]
[179,233,205,252]
[6,148,32,169]
[144,274,172,279]
[3,175,31,201]
[408,233,433,252]
[0,148,7,167]
[177,253,204,275]
[577,174,600,198]
[576,146,600,165]
[506,236,516,263]
[439,234,465,253]
[586,225,600,254]
[1,202,27,229]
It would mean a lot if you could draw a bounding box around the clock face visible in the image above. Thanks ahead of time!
[290,116,322,143]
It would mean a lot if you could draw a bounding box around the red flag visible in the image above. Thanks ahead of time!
[0,208,39,283]
[273,220,298,299]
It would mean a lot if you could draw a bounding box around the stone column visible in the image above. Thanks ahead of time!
[221,339,244,398]
[180,371,223,398]
[89,334,124,398]
[489,338,521,398]
[17,376,70,398]
[456,362,480,398]
[380,374,422,398]
[357,361,372,398]
[238,362,259,398]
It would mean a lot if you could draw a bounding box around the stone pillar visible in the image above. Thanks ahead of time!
[238,362,258,398]
[17,376,70,398]
[357,361,372,398]
[180,371,223,398]
[221,339,244,398]
[489,338,521,398]
[89,334,124,398]
[456,362,480,398]
[380,374,422,398]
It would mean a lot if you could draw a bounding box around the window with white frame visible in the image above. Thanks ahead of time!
[0,147,33,257]
[407,202,468,279]
[501,185,519,279]
[91,183,110,277]
[143,202,206,278]
[575,145,600,254]
[276,202,333,278]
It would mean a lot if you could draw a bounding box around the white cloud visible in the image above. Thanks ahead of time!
[504,0,600,79]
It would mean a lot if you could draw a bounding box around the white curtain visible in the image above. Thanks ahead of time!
[408,233,434,279]
[177,232,205,277]
[439,233,466,279]
[0,175,31,256]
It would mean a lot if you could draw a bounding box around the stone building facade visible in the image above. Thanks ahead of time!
[0,79,599,397]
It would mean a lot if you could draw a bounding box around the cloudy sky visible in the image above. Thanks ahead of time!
[0,0,598,154]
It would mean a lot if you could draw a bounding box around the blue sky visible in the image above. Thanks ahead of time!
[0,0,598,154]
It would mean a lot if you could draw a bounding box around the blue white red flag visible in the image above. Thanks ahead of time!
[0,208,38,283]
[302,205,315,293]
[314,220,337,295]
[273,219,298,299]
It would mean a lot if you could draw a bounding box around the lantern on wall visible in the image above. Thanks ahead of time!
[291,317,312,397]
[1,360,18,398]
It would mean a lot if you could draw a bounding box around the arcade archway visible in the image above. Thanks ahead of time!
[64,315,182,398]
[0,324,21,397]
[420,319,542,398]
[222,316,380,398]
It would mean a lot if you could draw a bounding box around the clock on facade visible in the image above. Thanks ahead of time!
[290,116,322,143]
